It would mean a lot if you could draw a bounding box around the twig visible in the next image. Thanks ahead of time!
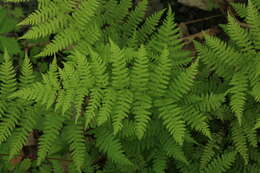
[181,14,224,25]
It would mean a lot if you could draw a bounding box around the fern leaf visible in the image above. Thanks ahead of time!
[159,104,185,145]
[231,122,249,164]
[37,112,65,165]
[72,0,100,29]
[196,93,225,112]
[137,9,164,44]
[90,50,109,88]
[95,129,132,165]
[204,35,242,68]
[19,54,35,88]
[194,40,234,79]
[182,106,211,139]
[246,0,260,49]
[110,40,129,89]
[11,58,59,108]
[200,139,219,169]
[21,14,69,39]
[96,88,116,126]
[149,48,171,96]
[133,93,152,140]
[41,27,81,56]
[169,60,198,102]
[228,73,248,125]
[65,123,86,172]
[231,2,247,18]
[18,2,60,25]
[84,88,103,128]
[0,108,21,144]
[163,138,188,164]
[152,152,167,173]
[131,45,149,91]
[9,109,37,158]
[123,0,148,38]
[227,14,254,53]
[112,90,133,134]
[0,50,17,97]
[202,151,236,173]
[149,7,182,54]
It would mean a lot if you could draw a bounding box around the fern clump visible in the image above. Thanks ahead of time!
[0,0,259,172]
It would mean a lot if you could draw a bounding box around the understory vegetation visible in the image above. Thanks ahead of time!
[0,0,259,172]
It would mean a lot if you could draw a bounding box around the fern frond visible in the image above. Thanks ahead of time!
[182,106,211,138]
[159,104,185,145]
[95,129,132,165]
[20,14,69,39]
[11,58,59,108]
[96,88,116,126]
[246,0,260,49]
[131,45,149,90]
[152,152,167,173]
[110,40,129,89]
[37,27,81,57]
[163,137,188,164]
[65,123,86,172]
[133,93,152,140]
[123,0,148,38]
[194,41,234,79]
[37,112,65,165]
[231,2,247,18]
[204,35,242,68]
[136,10,164,44]
[149,48,171,96]
[9,109,37,158]
[84,88,103,128]
[112,90,133,134]
[200,139,219,169]
[55,63,77,114]
[90,50,109,88]
[231,122,249,164]
[169,60,198,102]
[0,108,21,144]
[202,151,236,173]
[106,0,132,25]
[149,7,182,54]
[50,160,64,173]
[18,2,60,25]
[71,0,100,29]
[227,14,254,53]
[0,50,17,97]
[228,73,248,124]
[196,93,225,112]
[19,54,35,88]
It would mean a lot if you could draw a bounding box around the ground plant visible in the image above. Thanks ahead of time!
[0,0,259,172]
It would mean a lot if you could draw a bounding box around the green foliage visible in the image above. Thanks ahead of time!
[0,0,259,172]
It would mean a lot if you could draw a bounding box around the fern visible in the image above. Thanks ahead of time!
[228,73,248,125]
[231,122,249,164]
[0,0,259,172]
[37,111,65,165]
[65,122,86,171]
[158,104,185,145]
[202,151,236,173]
[95,129,132,166]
